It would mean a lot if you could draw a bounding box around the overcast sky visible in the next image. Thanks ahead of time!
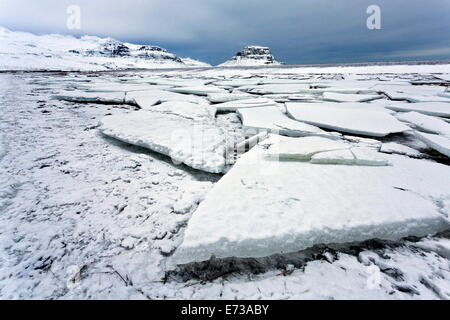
[1,0,449,65]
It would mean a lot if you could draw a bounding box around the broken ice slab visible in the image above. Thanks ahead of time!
[414,131,450,158]
[52,91,137,105]
[173,138,450,264]
[286,102,409,137]
[99,110,226,173]
[322,92,383,103]
[145,101,216,121]
[263,136,350,160]
[380,142,422,157]
[396,112,450,137]
[129,90,206,108]
[214,98,277,112]
[212,79,263,88]
[385,102,450,118]
[206,92,254,103]
[167,86,227,96]
[237,106,331,138]
[242,84,312,94]
[309,149,356,165]
[350,147,390,166]
[146,78,212,87]
[263,136,388,166]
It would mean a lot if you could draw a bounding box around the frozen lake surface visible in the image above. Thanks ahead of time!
[0,63,449,299]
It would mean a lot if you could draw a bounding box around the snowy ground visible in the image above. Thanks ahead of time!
[0,65,450,299]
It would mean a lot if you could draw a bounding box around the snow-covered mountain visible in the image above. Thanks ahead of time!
[0,27,208,71]
[219,45,282,67]
[180,57,212,68]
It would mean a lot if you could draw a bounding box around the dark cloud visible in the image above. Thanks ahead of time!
[1,0,449,65]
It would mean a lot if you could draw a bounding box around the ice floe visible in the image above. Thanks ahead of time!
[385,102,450,118]
[322,92,383,103]
[237,106,330,137]
[263,136,350,160]
[380,142,422,157]
[129,90,206,108]
[414,131,450,158]
[52,91,137,105]
[396,112,450,136]
[286,102,409,137]
[214,98,278,112]
[167,86,227,96]
[174,137,450,263]
[99,110,226,173]
[206,92,254,103]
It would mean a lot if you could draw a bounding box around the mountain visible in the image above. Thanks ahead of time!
[180,57,212,68]
[0,27,208,71]
[219,45,282,67]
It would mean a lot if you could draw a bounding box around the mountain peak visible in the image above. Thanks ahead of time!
[219,45,282,66]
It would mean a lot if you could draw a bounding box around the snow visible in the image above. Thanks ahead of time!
[174,139,450,264]
[237,106,331,137]
[385,102,450,118]
[172,181,213,214]
[414,131,450,158]
[286,102,409,137]
[180,58,212,68]
[99,110,227,173]
[396,112,450,137]
[322,92,383,103]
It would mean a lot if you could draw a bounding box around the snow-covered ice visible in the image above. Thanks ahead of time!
[286,102,409,137]
[385,102,450,118]
[174,138,450,264]
[237,106,330,137]
[1,61,450,300]
[396,112,450,137]
[214,98,278,112]
[414,131,450,158]
[322,92,383,103]
[167,86,227,96]
[99,110,226,173]
[206,92,254,103]
[380,142,422,157]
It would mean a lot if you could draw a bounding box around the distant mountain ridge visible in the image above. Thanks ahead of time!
[0,27,210,71]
